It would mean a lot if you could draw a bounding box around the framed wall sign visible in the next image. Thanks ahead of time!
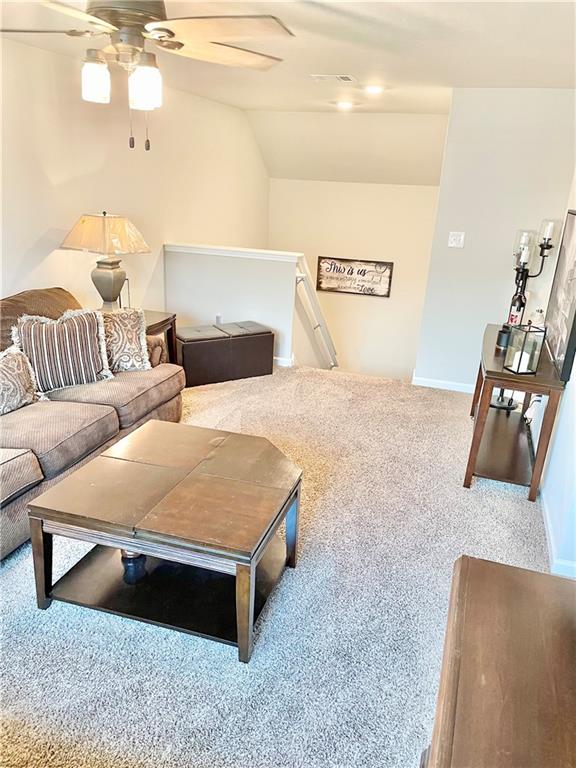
[545,209,576,382]
[316,257,394,297]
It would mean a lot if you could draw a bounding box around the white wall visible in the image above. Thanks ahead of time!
[269,178,438,379]
[164,244,298,363]
[541,166,576,578]
[414,88,575,391]
[1,39,269,309]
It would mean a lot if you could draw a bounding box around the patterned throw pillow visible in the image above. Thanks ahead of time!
[12,310,112,393]
[0,346,39,415]
[103,309,151,372]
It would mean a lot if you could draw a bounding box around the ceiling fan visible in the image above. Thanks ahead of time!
[1,1,293,148]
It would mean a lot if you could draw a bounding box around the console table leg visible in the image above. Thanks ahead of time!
[529,390,561,502]
[236,563,255,663]
[464,381,493,488]
[30,517,52,609]
[470,364,483,418]
[286,486,300,568]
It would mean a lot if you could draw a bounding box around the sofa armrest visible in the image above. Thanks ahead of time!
[146,335,168,367]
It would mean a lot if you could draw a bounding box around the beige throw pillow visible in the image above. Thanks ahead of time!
[103,309,151,372]
[0,346,39,415]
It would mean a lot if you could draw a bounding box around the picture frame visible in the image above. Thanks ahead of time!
[316,257,394,297]
[545,209,576,382]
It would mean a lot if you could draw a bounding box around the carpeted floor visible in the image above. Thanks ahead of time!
[1,367,549,768]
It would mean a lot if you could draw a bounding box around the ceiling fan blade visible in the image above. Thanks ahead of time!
[0,28,102,37]
[146,15,293,42]
[41,1,117,32]
[157,40,282,70]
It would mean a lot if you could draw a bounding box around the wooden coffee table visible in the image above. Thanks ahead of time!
[28,420,302,662]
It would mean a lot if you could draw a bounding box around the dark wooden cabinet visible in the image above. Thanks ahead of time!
[422,556,576,768]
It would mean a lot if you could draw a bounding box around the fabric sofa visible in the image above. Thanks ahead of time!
[0,287,186,559]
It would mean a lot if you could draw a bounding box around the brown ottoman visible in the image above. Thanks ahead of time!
[177,321,274,387]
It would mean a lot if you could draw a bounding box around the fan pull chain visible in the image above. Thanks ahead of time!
[128,108,135,149]
[145,112,151,151]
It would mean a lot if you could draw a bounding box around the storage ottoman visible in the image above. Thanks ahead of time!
[176,321,274,387]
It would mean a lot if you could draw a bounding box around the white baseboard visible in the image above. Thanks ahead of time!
[540,490,576,579]
[411,375,474,394]
[274,355,294,368]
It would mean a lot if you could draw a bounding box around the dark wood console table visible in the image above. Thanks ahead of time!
[144,309,177,364]
[422,556,576,768]
[464,324,565,501]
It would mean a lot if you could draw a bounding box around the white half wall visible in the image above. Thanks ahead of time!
[414,88,575,391]
[163,244,299,363]
[269,179,438,379]
[1,39,269,309]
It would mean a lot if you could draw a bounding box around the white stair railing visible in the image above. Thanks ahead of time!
[295,255,338,369]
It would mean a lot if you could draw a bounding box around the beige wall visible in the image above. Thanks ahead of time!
[269,178,438,379]
[414,88,575,390]
[1,39,269,309]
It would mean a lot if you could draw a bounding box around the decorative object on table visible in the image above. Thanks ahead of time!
[508,220,556,327]
[493,219,556,412]
[177,322,274,387]
[103,308,151,372]
[545,210,576,382]
[316,257,394,297]
[0,346,40,415]
[503,322,546,375]
[12,310,112,393]
[8,2,292,149]
[60,211,149,311]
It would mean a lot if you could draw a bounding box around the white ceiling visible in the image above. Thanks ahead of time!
[1,1,574,114]
[248,111,448,183]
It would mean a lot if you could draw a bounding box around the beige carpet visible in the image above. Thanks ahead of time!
[1,366,548,768]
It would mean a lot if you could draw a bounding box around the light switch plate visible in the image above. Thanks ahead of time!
[448,231,465,248]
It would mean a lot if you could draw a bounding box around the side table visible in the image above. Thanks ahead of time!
[144,310,177,364]
[464,324,565,501]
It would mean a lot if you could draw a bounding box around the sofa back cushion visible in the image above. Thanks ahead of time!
[0,287,82,352]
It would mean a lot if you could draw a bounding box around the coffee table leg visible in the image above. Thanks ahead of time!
[30,518,52,609]
[236,563,255,663]
[286,486,300,568]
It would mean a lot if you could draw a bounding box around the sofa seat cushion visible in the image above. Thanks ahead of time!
[47,364,185,428]
[0,401,118,478]
[0,448,44,506]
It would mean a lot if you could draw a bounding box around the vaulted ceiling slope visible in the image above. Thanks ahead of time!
[1,2,574,113]
[248,111,448,184]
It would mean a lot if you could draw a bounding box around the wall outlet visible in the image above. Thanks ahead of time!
[448,231,465,248]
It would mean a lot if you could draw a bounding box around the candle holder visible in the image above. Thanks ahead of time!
[504,323,546,375]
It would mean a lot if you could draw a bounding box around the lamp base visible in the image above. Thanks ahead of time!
[91,257,126,311]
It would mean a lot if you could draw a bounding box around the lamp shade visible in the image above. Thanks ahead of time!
[60,213,149,255]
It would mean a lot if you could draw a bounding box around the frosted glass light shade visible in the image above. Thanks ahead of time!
[129,53,162,111]
[60,213,149,255]
[81,55,110,104]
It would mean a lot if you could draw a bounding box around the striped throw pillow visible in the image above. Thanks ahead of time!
[12,310,112,393]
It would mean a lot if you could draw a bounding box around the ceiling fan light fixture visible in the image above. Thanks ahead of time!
[128,51,162,110]
[81,48,111,103]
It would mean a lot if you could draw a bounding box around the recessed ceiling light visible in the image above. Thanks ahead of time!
[336,100,354,111]
[364,85,384,96]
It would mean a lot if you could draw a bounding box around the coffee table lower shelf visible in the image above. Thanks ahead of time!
[50,536,287,647]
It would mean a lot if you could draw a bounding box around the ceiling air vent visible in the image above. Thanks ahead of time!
[309,74,358,84]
